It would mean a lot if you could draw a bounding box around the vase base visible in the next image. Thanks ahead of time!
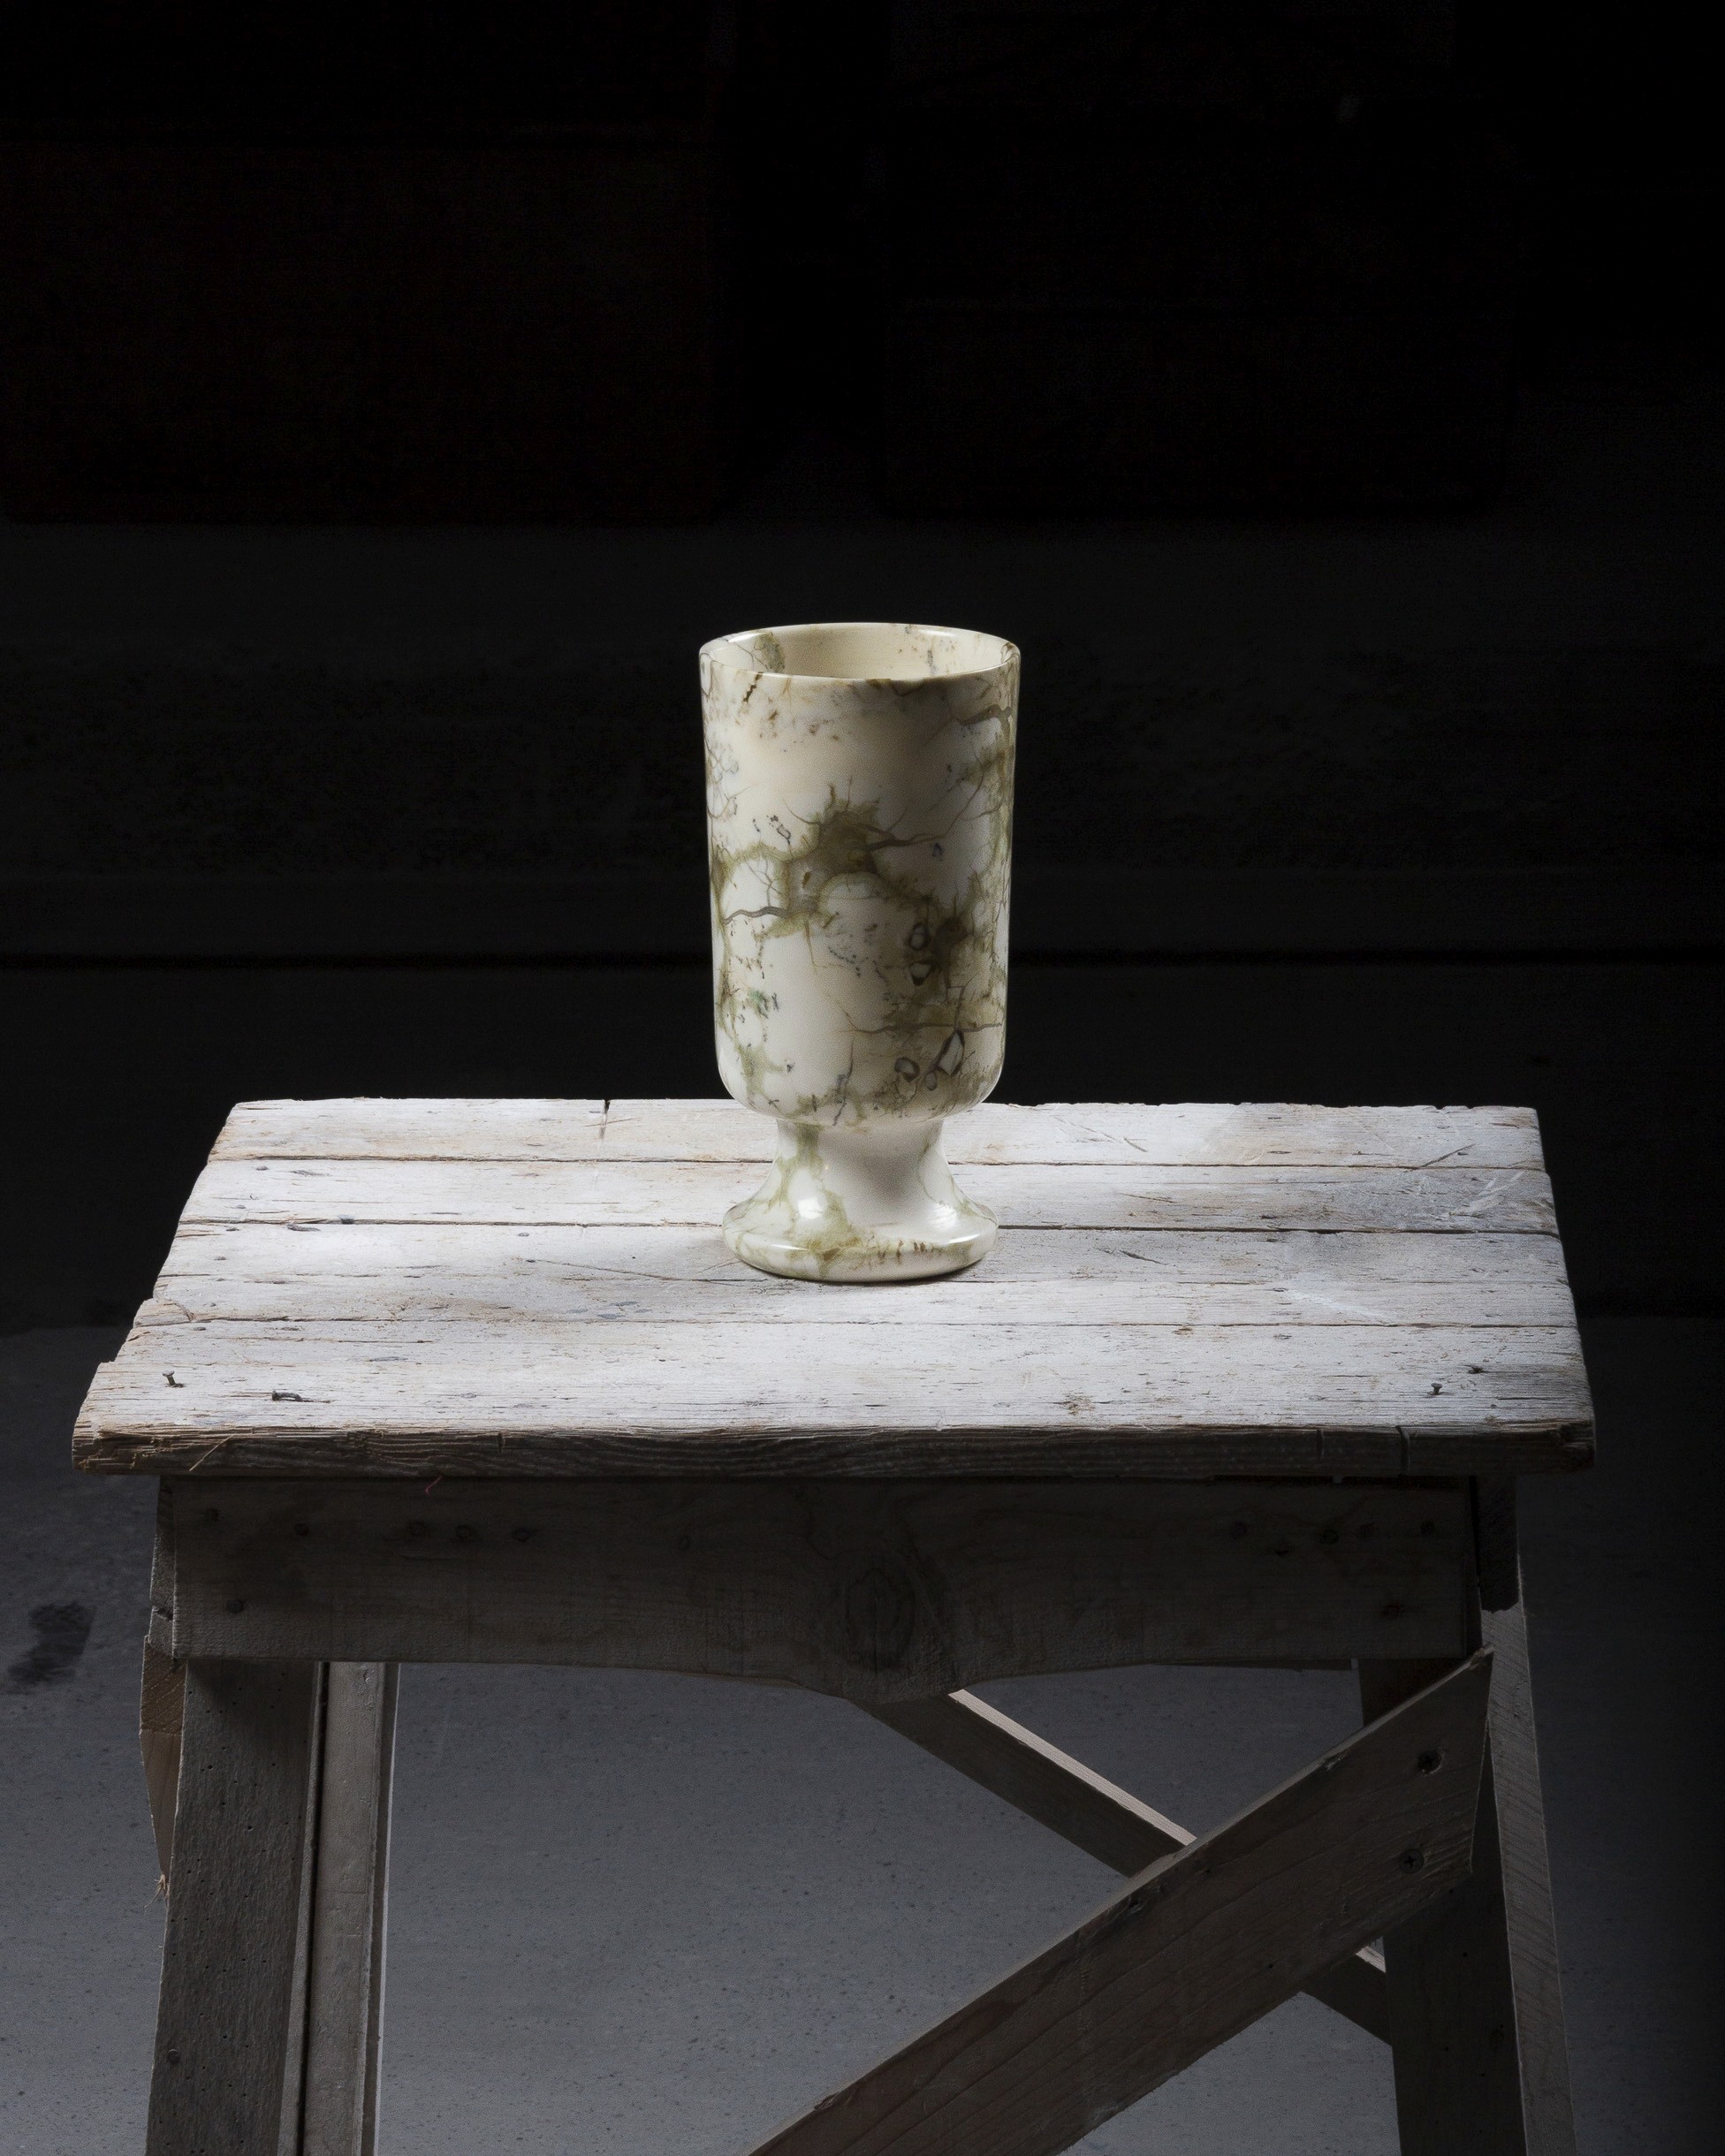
[722,1120,997,1283]
[724,1206,996,1284]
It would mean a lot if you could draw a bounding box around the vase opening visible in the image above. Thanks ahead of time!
[717,620,1014,686]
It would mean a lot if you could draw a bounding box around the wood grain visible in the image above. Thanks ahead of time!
[75,1099,1592,1483]
[76,1318,1592,1482]
[179,1154,1558,1234]
[1473,1475,1523,1612]
[870,1689,1389,2039]
[301,1663,398,2156]
[141,1484,183,1881]
[139,1638,185,1887]
[146,1660,323,2156]
[163,1478,1471,1696]
[213,1097,1546,1169]
[146,1222,1576,1328]
[749,1655,1493,2156]
[1481,1593,1578,2155]
[1362,1586,1577,2154]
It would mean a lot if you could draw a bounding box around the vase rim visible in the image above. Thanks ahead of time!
[703,620,1016,687]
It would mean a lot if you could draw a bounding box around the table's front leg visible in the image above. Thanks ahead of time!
[147,1659,322,2155]
[1361,1571,1576,2156]
[146,1659,397,2156]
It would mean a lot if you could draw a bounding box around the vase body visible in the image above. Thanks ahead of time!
[702,621,1018,1280]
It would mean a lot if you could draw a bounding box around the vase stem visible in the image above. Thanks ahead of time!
[724,1118,996,1283]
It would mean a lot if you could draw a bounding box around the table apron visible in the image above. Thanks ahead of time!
[163,1477,1473,1698]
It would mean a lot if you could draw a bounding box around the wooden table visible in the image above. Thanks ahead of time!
[78,1097,1592,2156]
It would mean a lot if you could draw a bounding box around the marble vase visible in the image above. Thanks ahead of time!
[702,620,1019,1281]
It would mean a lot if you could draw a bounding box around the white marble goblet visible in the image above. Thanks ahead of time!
[702,620,1018,1281]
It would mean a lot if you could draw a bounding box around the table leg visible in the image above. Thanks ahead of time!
[1360,1577,1577,2155]
[144,1659,399,2156]
[141,1485,183,1886]
[301,1662,399,2156]
[139,1639,185,1888]
[146,1659,324,2156]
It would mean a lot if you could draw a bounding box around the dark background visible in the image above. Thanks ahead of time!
[1,7,1721,2150]
[0,0,1719,1330]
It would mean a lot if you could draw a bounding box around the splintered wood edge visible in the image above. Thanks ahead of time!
[72,1411,1598,1479]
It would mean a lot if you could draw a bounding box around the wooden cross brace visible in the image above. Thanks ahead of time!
[750,1656,1491,2156]
[869,1688,1391,2041]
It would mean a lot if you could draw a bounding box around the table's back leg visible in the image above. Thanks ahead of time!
[300,1662,399,2156]
[141,1484,183,1887]
[1361,1575,1577,2155]
[140,1639,185,1888]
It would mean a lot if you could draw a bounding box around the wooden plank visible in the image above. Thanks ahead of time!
[74,1318,1593,1482]
[163,1479,1471,1697]
[80,1416,1592,1484]
[147,1476,176,1657]
[147,1660,323,2156]
[1473,1475,1522,1611]
[156,1218,1574,1285]
[75,1097,1591,1482]
[301,1663,398,2156]
[83,1422,1593,1486]
[870,1689,1389,2040]
[1481,1592,1578,2155]
[141,1484,183,1883]
[213,1097,1546,1170]
[140,1638,185,1887]
[143,1222,1577,1329]
[1362,1588,1577,2154]
[178,1154,1558,1235]
[871,1688,1191,1871]
[102,1318,1589,1381]
[749,1655,1493,2156]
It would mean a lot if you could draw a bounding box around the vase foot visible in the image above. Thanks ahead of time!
[724,1120,996,1283]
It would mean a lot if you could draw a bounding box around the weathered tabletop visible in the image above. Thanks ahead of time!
[75,1097,1594,1483]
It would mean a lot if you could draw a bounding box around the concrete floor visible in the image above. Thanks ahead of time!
[4,1317,1719,2154]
